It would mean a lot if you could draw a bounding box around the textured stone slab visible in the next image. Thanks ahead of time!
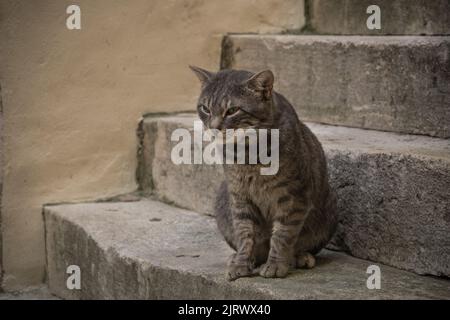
[222,35,450,138]
[0,286,59,300]
[138,114,223,215]
[139,114,450,277]
[45,200,450,299]
[308,0,450,35]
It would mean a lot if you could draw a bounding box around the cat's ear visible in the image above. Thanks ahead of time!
[246,70,274,99]
[189,65,214,86]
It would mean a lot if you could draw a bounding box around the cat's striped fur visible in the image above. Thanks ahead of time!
[191,66,338,280]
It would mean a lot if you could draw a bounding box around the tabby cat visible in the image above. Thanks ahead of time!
[190,66,338,280]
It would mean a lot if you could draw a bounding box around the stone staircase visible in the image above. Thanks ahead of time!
[43,1,450,299]
[138,114,450,277]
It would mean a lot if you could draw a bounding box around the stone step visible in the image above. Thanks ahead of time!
[44,199,450,299]
[221,35,450,138]
[0,286,59,300]
[307,0,450,35]
[138,114,450,277]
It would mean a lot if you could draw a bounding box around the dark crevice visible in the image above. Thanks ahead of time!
[0,83,3,291]
[220,35,234,70]
[135,118,146,191]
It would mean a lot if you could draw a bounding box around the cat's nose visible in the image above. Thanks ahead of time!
[209,118,222,130]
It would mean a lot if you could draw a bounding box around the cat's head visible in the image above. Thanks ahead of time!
[189,66,275,131]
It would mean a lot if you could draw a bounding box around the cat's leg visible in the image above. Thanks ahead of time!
[227,215,257,280]
[226,191,262,281]
[215,182,237,251]
[227,230,268,276]
[259,221,298,278]
[260,201,310,278]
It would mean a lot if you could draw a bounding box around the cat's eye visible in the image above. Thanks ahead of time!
[199,104,210,115]
[225,107,240,117]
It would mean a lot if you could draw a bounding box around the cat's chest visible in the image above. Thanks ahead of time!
[226,166,274,216]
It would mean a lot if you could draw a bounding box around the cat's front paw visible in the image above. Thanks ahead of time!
[227,258,254,281]
[259,260,290,278]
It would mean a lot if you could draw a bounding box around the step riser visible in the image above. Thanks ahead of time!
[308,0,450,35]
[138,119,222,215]
[326,150,450,276]
[139,116,450,277]
[222,35,450,138]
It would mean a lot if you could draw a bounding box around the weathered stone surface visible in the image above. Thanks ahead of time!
[138,114,223,215]
[222,35,450,138]
[0,285,59,300]
[308,0,450,35]
[140,114,450,277]
[45,200,450,299]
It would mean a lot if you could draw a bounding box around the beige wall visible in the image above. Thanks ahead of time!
[0,0,304,289]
